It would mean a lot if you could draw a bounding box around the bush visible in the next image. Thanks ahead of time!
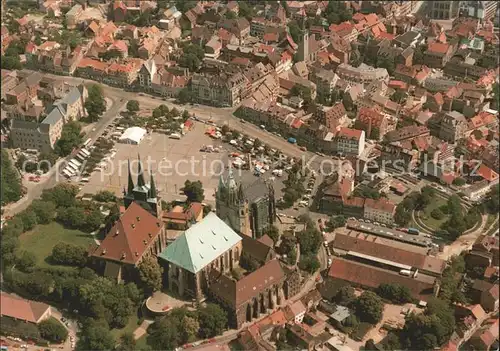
[38,318,68,343]
[452,177,466,186]
[431,208,445,220]
[51,242,88,266]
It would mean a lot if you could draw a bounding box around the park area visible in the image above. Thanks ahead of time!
[418,196,450,230]
[19,222,94,270]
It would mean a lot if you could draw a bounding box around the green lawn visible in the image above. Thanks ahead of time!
[135,334,149,349]
[420,197,449,230]
[110,314,139,340]
[19,222,94,269]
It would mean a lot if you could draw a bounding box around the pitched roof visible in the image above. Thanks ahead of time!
[332,232,446,275]
[0,293,50,323]
[240,235,273,263]
[336,127,362,140]
[158,213,242,273]
[209,259,285,307]
[427,41,450,54]
[364,198,396,214]
[328,257,436,300]
[90,202,163,265]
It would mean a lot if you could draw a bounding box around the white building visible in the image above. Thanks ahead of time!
[119,127,147,144]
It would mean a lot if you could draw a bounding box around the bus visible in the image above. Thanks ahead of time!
[62,169,73,178]
[81,148,91,157]
[83,138,92,147]
[69,158,82,167]
[66,163,78,171]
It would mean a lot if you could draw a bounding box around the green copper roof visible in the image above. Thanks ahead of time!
[158,212,242,274]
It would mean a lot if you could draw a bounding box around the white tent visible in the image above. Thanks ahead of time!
[119,127,147,144]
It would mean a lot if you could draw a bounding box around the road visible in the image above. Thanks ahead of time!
[3,87,125,217]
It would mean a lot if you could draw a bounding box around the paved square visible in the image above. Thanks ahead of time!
[80,123,227,205]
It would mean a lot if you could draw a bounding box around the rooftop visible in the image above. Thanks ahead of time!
[158,213,242,273]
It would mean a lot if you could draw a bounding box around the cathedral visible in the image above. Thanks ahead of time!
[216,167,276,238]
[123,155,162,218]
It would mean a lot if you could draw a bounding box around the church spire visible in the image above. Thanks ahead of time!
[137,154,145,187]
[149,171,157,198]
[127,159,134,193]
[237,182,245,202]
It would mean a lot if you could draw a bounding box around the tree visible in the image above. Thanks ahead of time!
[484,184,499,214]
[138,256,163,293]
[354,291,384,324]
[54,121,83,156]
[1,55,22,70]
[16,250,37,273]
[225,11,237,19]
[117,332,136,351]
[182,180,205,203]
[452,177,466,186]
[376,283,413,304]
[1,149,23,205]
[431,208,445,220]
[342,93,354,111]
[177,88,193,104]
[298,255,320,273]
[85,84,106,122]
[180,316,199,343]
[391,90,407,103]
[327,215,346,231]
[77,320,115,351]
[267,225,280,244]
[238,2,254,19]
[296,227,322,255]
[334,285,356,306]
[413,45,426,65]
[38,318,68,343]
[51,243,88,266]
[148,318,180,350]
[93,190,117,203]
[287,20,301,44]
[126,100,140,113]
[376,56,395,75]
[19,209,38,231]
[28,200,55,224]
[198,303,228,338]
[253,138,263,149]
[42,183,78,207]
[381,332,402,350]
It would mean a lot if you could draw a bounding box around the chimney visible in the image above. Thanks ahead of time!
[136,216,140,221]
[121,252,126,260]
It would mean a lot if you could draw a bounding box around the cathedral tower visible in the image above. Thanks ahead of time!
[123,155,162,218]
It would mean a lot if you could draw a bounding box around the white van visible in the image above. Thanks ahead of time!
[80,177,89,183]
[169,133,181,139]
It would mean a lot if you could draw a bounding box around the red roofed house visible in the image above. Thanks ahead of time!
[468,319,499,351]
[284,300,307,324]
[108,40,129,58]
[329,21,358,42]
[0,293,52,324]
[424,41,455,68]
[363,198,396,225]
[163,202,204,231]
[355,107,388,141]
[89,202,166,282]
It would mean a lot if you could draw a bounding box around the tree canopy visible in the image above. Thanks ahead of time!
[38,318,68,343]
[1,149,23,205]
[138,256,163,293]
[353,291,384,324]
[85,84,106,122]
[54,121,83,157]
[182,180,205,203]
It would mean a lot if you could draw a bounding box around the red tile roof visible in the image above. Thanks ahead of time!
[357,107,384,128]
[1,293,50,324]
[427,41,450,54]
[332,232,445,274]
[328,257,436,300]
[336,127,362,140]
[364,198,396,214]
[477,164,499,182]
[90,202,163,265]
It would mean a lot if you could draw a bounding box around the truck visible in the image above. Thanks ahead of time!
[407,228,420,235]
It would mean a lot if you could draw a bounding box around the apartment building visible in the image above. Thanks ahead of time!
[309,67,340,98]
[333,128,365,157]
[438,111,469,143]
[191,72,247,107]
[424,42,455,68]
[65,4,83,29]
[10,85,87,152]
[336,63,389,85]
[428,1,462,20]
[363,198,396,225]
